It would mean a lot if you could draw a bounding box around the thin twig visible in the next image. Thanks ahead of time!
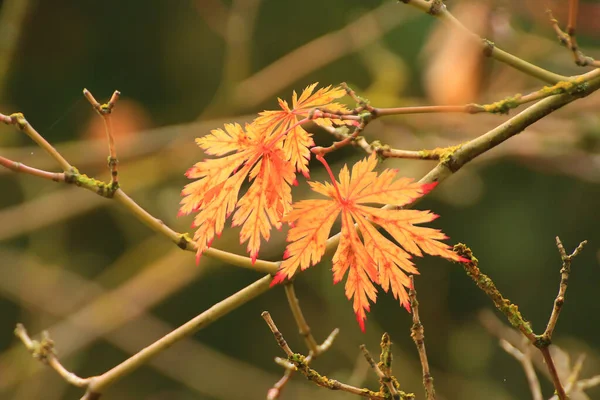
[321,124,455,161]
[341,82,373,113]
[563,354,586,394]
[283,283,319,355]
[1,111,73,171]
[319,77,591,161]
[499,340,542,400]
[547,3,598,68]
[360,344,399,399]
[318,328,339,354]
[400,0,568,83]
[270,283,339,399]
[541,237,587,341]
[376,78,589,117]
[574,375,600,392]
[83,89,121,185]
[0,155,64,181]
[14,324,90,388]
[533,237,587,400]
[261,312,395,399]
[261,311,294,357]
[112,189,278,274]
[0,108,280,274]
[266,367,294,400]
[409,276,435,400]
[456,244,561,396]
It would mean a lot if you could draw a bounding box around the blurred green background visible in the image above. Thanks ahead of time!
[1,0,599,399]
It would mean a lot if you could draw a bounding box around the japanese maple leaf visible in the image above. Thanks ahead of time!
[254,83,351,178]
[179,122,296,263]
[180,83,350,262]
[272,153,465,331]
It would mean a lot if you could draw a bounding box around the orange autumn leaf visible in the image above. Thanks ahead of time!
[272,153,464,331]
[179,122,295,263]
[254,83,351,178]
[180,83,349,262]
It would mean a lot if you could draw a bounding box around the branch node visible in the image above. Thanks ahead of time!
[15,324,56,362]
[482,39,495,57]
[428,0,445,15]
[177,234,192,250]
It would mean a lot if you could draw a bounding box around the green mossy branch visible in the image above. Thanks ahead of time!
[453,244,535,340]
[419,144,463,162]
[454,238,587,400]
[379,332,393,376]
[64,169,119,198]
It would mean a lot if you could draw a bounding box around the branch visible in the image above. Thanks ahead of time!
[267,367,295,400]
[265,289,339,399]
[360,343,399,399]
[0,107,279,275]
[83,89,121,185]
[14,324,90,388]
[79,274,273,398]
[14,270,274,399]
[283,283,320,355]
[399,0,568,83]
[112,189,278,274]
[483,309,600,400]
[261,312,412,399]
[1,248,306,399]
[319,77,597,162]
[409,276,435,400]
[455,237,587,400]
[534,237,587,400]
[311,69,600,290]
[541,237,587,341]
[374,77,591,117]
[0,155,64,181]
[570,375,600,394]
[1,111,73,171]
[547,4,599,68]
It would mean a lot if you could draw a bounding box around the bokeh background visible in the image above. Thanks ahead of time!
[1,0,599,399]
